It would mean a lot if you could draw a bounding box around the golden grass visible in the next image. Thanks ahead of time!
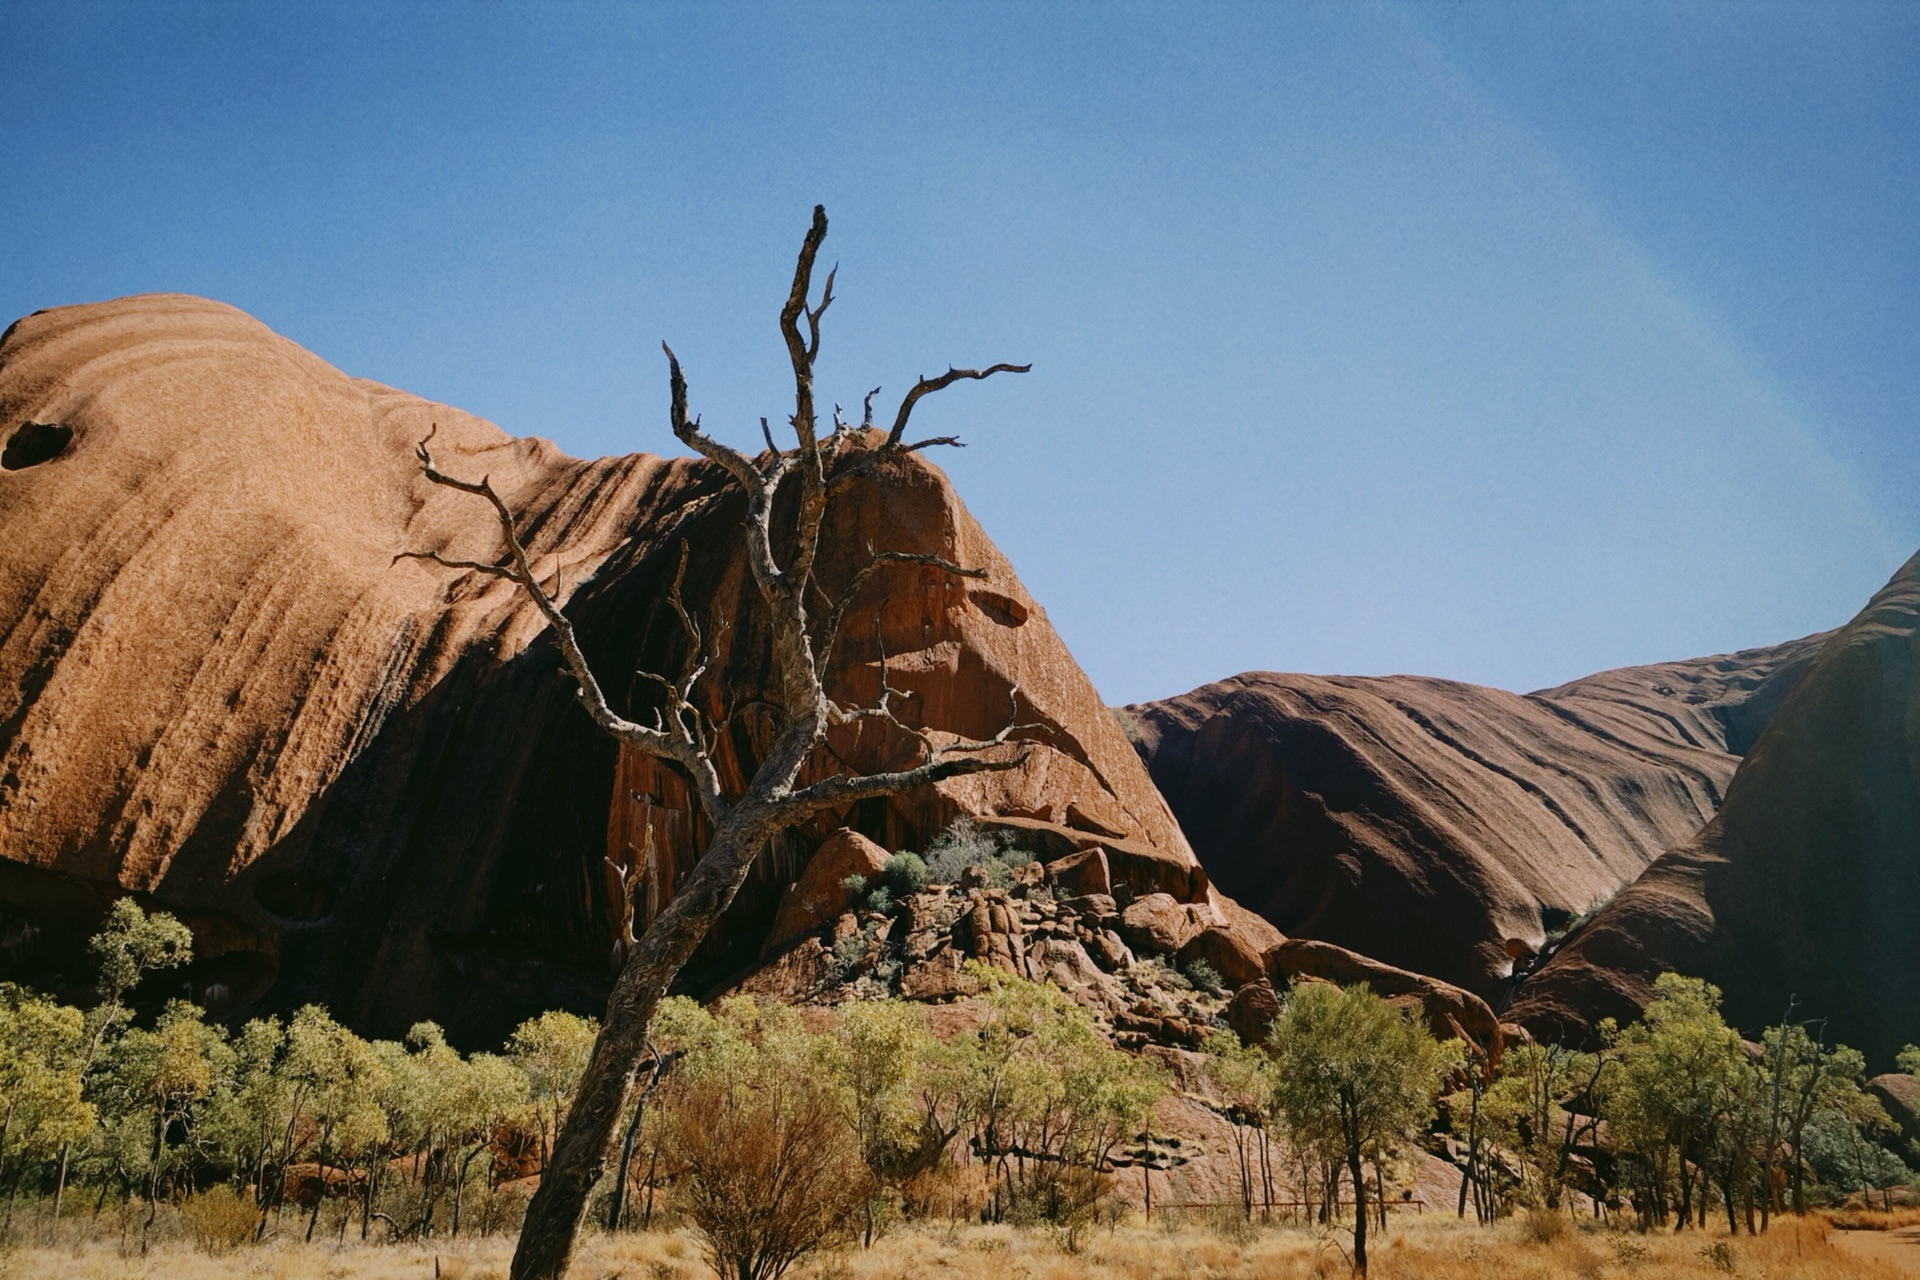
[1823,1204,1920,1232]
[0,1213,1902,1280]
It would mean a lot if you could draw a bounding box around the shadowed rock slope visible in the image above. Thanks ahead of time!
[1123,634,1827,1002]
[0,294,1200,1045]
[1510,554,1920,1064]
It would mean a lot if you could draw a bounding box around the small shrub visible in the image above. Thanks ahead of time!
[181,1185,258,1254]
[842,873,869,897]
[1698,1239,1735,1273]
[1520,1207,1569,1244]
[863,886,892,915]
[1183,959,1224,995]
[883,852,928,898]
[923,819,1004,883]
[831,932,868,976]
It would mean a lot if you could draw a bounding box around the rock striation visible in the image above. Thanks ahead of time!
[1509,554,1920,1064]
[1124,636,1827,1003]
[0,294,1203,1044]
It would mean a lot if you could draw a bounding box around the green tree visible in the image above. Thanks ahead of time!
[1758,1021,1874,1220]
[1266,982,1458,1276]
[1598,974,1747,1229]
[282,1006,390,1241]
[50,899,194,1217]
[1480,1042,1603,1212]
[1203,1030,1281,1219]
[508,1011,598,1171]
[963,965,1164,1231]
[0,985,94,1224]
[98,1000,232,1241]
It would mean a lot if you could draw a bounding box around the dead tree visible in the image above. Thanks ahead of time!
[400,205,1034,1280]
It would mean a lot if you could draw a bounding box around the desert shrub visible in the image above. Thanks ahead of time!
[1518,1206,1569,1244]
[181,1185,257,1254]
[923,820,1006,884]
[1183,959,1224,995]
[662,1075,869,1280]
[883,852,928,898]
[862,886,892,916]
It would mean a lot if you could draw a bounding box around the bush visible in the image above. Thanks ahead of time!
[923,820,1005,883]
[182,1185,258,1254]
[883,852,928,897]
[663,1076,870,1280]
[1182,959,1224,995]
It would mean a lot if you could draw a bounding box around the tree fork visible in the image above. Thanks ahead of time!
[391,206,1032,1280]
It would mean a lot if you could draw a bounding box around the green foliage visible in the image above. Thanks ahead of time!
[1898,1043,1920,1080]
[883,852,929,898]
[0,984,95,1177]
[509,1009,599,1166]
[88,899,193,1007]
[922,819,1030,887]
[1182,959,1223,995]
[1265,981,1459,1273]
[1478,1042,1600,1210]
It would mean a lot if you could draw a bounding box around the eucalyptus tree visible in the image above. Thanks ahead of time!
[1265,982,1459,1277]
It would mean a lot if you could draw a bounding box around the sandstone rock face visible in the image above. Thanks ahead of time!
[1509,555,1920,1063]
[762,829,889,955]
[1124,634,1826,1001]
[1867,1074,1920,1148]
[0,295,1201,1043]
[1265,937,1504,1060]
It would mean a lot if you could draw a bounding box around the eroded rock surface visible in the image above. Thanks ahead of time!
[0,294,1201,1043]
[1123,634,1827,1001]
[1510,555,1920,1063]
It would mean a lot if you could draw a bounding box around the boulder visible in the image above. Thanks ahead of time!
[763,829,890,955]
[1045,846,1111,898]
[1266,938,1503,1061]
[1510,554,1920,1062]
[1867,1073,1920,1147]
[956,891,1028,974]
[1117,893,1209,956]
[1177,897,1284,987]
[1124,634,1828,1000]
[1226,978,1281,1047]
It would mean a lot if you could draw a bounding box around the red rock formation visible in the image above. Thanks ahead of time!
[1264,938,1503,1061]
[0,294,1200,1043]
[761,829,888,955]
[1509,554,1920,1063]
[1123,634,1826,1002]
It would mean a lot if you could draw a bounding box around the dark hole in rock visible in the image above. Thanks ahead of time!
[968,588,1029,628]
[254,872,334,921]
[3,421,73,470]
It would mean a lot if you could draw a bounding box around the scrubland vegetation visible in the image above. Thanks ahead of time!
[3,900,1916,1278]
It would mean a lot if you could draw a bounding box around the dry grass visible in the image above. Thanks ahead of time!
[1823,1204,1920,1232]
[0,1213,1902,1280]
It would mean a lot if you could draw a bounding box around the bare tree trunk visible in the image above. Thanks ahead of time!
[390,205,1031,1280]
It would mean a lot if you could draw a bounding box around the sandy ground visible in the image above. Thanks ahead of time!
[1831,1225,1920,1278]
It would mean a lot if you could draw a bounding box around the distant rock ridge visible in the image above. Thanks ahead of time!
[1510,553,1920,1064]
[1123,634,1828,1002]
[0,294,1203,1045]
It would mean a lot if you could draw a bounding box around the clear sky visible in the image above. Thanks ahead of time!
[5,2,1915,705]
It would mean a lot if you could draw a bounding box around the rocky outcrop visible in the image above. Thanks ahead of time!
[762,829,889,955]
[1509,554,1920,1063]
[1265,938,1504,1061]
[1123,635,1826,1002]
[0,294,1202,1044]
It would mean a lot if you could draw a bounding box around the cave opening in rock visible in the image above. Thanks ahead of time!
[2,421,73,470]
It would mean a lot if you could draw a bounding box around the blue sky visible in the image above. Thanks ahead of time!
[5,2,1914,704]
